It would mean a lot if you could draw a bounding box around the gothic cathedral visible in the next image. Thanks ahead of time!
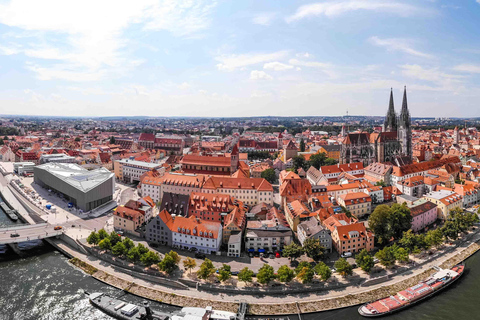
[340,87,412,166]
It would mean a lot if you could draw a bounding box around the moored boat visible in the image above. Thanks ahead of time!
[358,264,465,317]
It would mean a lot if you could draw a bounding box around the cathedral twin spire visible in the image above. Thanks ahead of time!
[384,86,410,132]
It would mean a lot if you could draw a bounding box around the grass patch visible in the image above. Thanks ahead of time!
[69,257,98,275]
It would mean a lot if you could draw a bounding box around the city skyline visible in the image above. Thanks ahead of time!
[1,0,480,117]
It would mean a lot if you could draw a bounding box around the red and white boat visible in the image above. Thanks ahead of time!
[358,264,465,317]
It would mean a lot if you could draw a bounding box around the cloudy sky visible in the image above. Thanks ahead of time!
[0,0,479,118]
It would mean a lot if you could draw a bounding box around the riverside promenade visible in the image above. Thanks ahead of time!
[58,230,480,315]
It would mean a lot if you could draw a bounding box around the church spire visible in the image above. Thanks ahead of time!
[384,88,397,132]
[399,86,410,128]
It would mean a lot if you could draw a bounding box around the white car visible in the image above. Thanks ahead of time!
[341,252,352,258]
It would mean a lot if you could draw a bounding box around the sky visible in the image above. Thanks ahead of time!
[0,0,480,118]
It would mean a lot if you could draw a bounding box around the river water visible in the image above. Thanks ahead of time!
[0,209,477,320]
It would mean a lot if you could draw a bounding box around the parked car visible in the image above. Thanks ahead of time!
[53,226,62,230]
[195,252,206,259]
[10,233,20,238]
[275,252,281,258]
[341,252,352,258]
[269,254,275,259]
[373,257,379,264]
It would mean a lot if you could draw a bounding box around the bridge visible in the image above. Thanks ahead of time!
[0,223,63,244]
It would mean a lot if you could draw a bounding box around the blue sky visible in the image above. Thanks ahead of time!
[0,0,480,118]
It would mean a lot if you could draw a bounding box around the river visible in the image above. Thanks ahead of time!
[0,210,477,320]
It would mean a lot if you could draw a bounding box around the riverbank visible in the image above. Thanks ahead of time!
[67,236,480,315]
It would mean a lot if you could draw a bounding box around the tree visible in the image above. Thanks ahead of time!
[442,220,460,241]
[294,261,312,275]
[308,153,327,170]
[375,180,386,187]
[257,264,276,284]
[98,229,109,240]
[110,136,116,144]
[426,229,444,248]
[292,155,307,171]
[261,168,276,184]
[355,249,375,273]
[283,242,304,261]
[127,247,142,262]
[137,243,149,255]
[277,265,294,283]
[197,259,216,280]
[98,238,112,251]
[158,251,180,274]
[394,246,410,263]
[183,257,197,274]
[112,241,127,256]
[141,251,161,266]
[375,246,396,268]
[302,238,325,261]
[334,258,353,277]
[109,231,121,246]
[324,158,337,166]
[238,267,254,285]
[368,205,392,245]
[87,231,99,245]
[122,238,135,251]
[399,230,418,252]
[74,137,81,142]
[300,138,305,152]
[314,262,331,281]
[297,266,315,284]
[217,264,232,282]
[389,203,412,239]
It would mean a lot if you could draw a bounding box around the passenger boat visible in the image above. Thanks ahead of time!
[358,264,464,317]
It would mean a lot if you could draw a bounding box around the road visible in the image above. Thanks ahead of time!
[0,224,63,244]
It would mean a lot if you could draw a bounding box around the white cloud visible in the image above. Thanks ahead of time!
[216,51,288,71]
[177,82,192,89]
[250,70,273,80]
[296,52,311,58]
[400,64,466,94]
[263,61,293,71]
[452,64,480,74]
[369,36,434,59]
[287,0,426,22]
[289,58,337,78]
[252,13,277,26]
[0,0,216,81]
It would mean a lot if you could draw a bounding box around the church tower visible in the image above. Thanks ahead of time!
[230,144,239,173]
[398,86,412,159]
[383,88,398,132]
[454,126,459,144]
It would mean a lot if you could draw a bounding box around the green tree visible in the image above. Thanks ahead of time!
[87,231,99,245]
[292,155,307,171]
[111,241,127,256]
[217,264,232,282]
[282,242,304,261]
[375,180,386,187]
[257,264,276,284]
[122,237,135,251]
[98,238,112,251]
[425,229,444,248]
[375,246,397,268]
[277,265,295,283]
[442,220,460,241]
[302,238,325,261]
[110,136,116,144]
[300,138,305,152]
[394,246,410,263]
[74,137,81,142]
[137,243,149,255]
[308,152,327,169]
[141,251,161,265]
[261,168,276,184]
[127,247,142,262]
[98,229,109,240]
[399,230,418,252]
[294,261,312,275]
[109,231,121,246]
[197,259,216,280]
[297,266,315,284]
[314,262,332,281]
[324,158,337,166]
[183,257,196,274]
[355,249,375,273]
[158,251,179,274]
[238,267,254,285]
[389,203,412,239]
[368,205,392,244]
[334,258,353,277]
